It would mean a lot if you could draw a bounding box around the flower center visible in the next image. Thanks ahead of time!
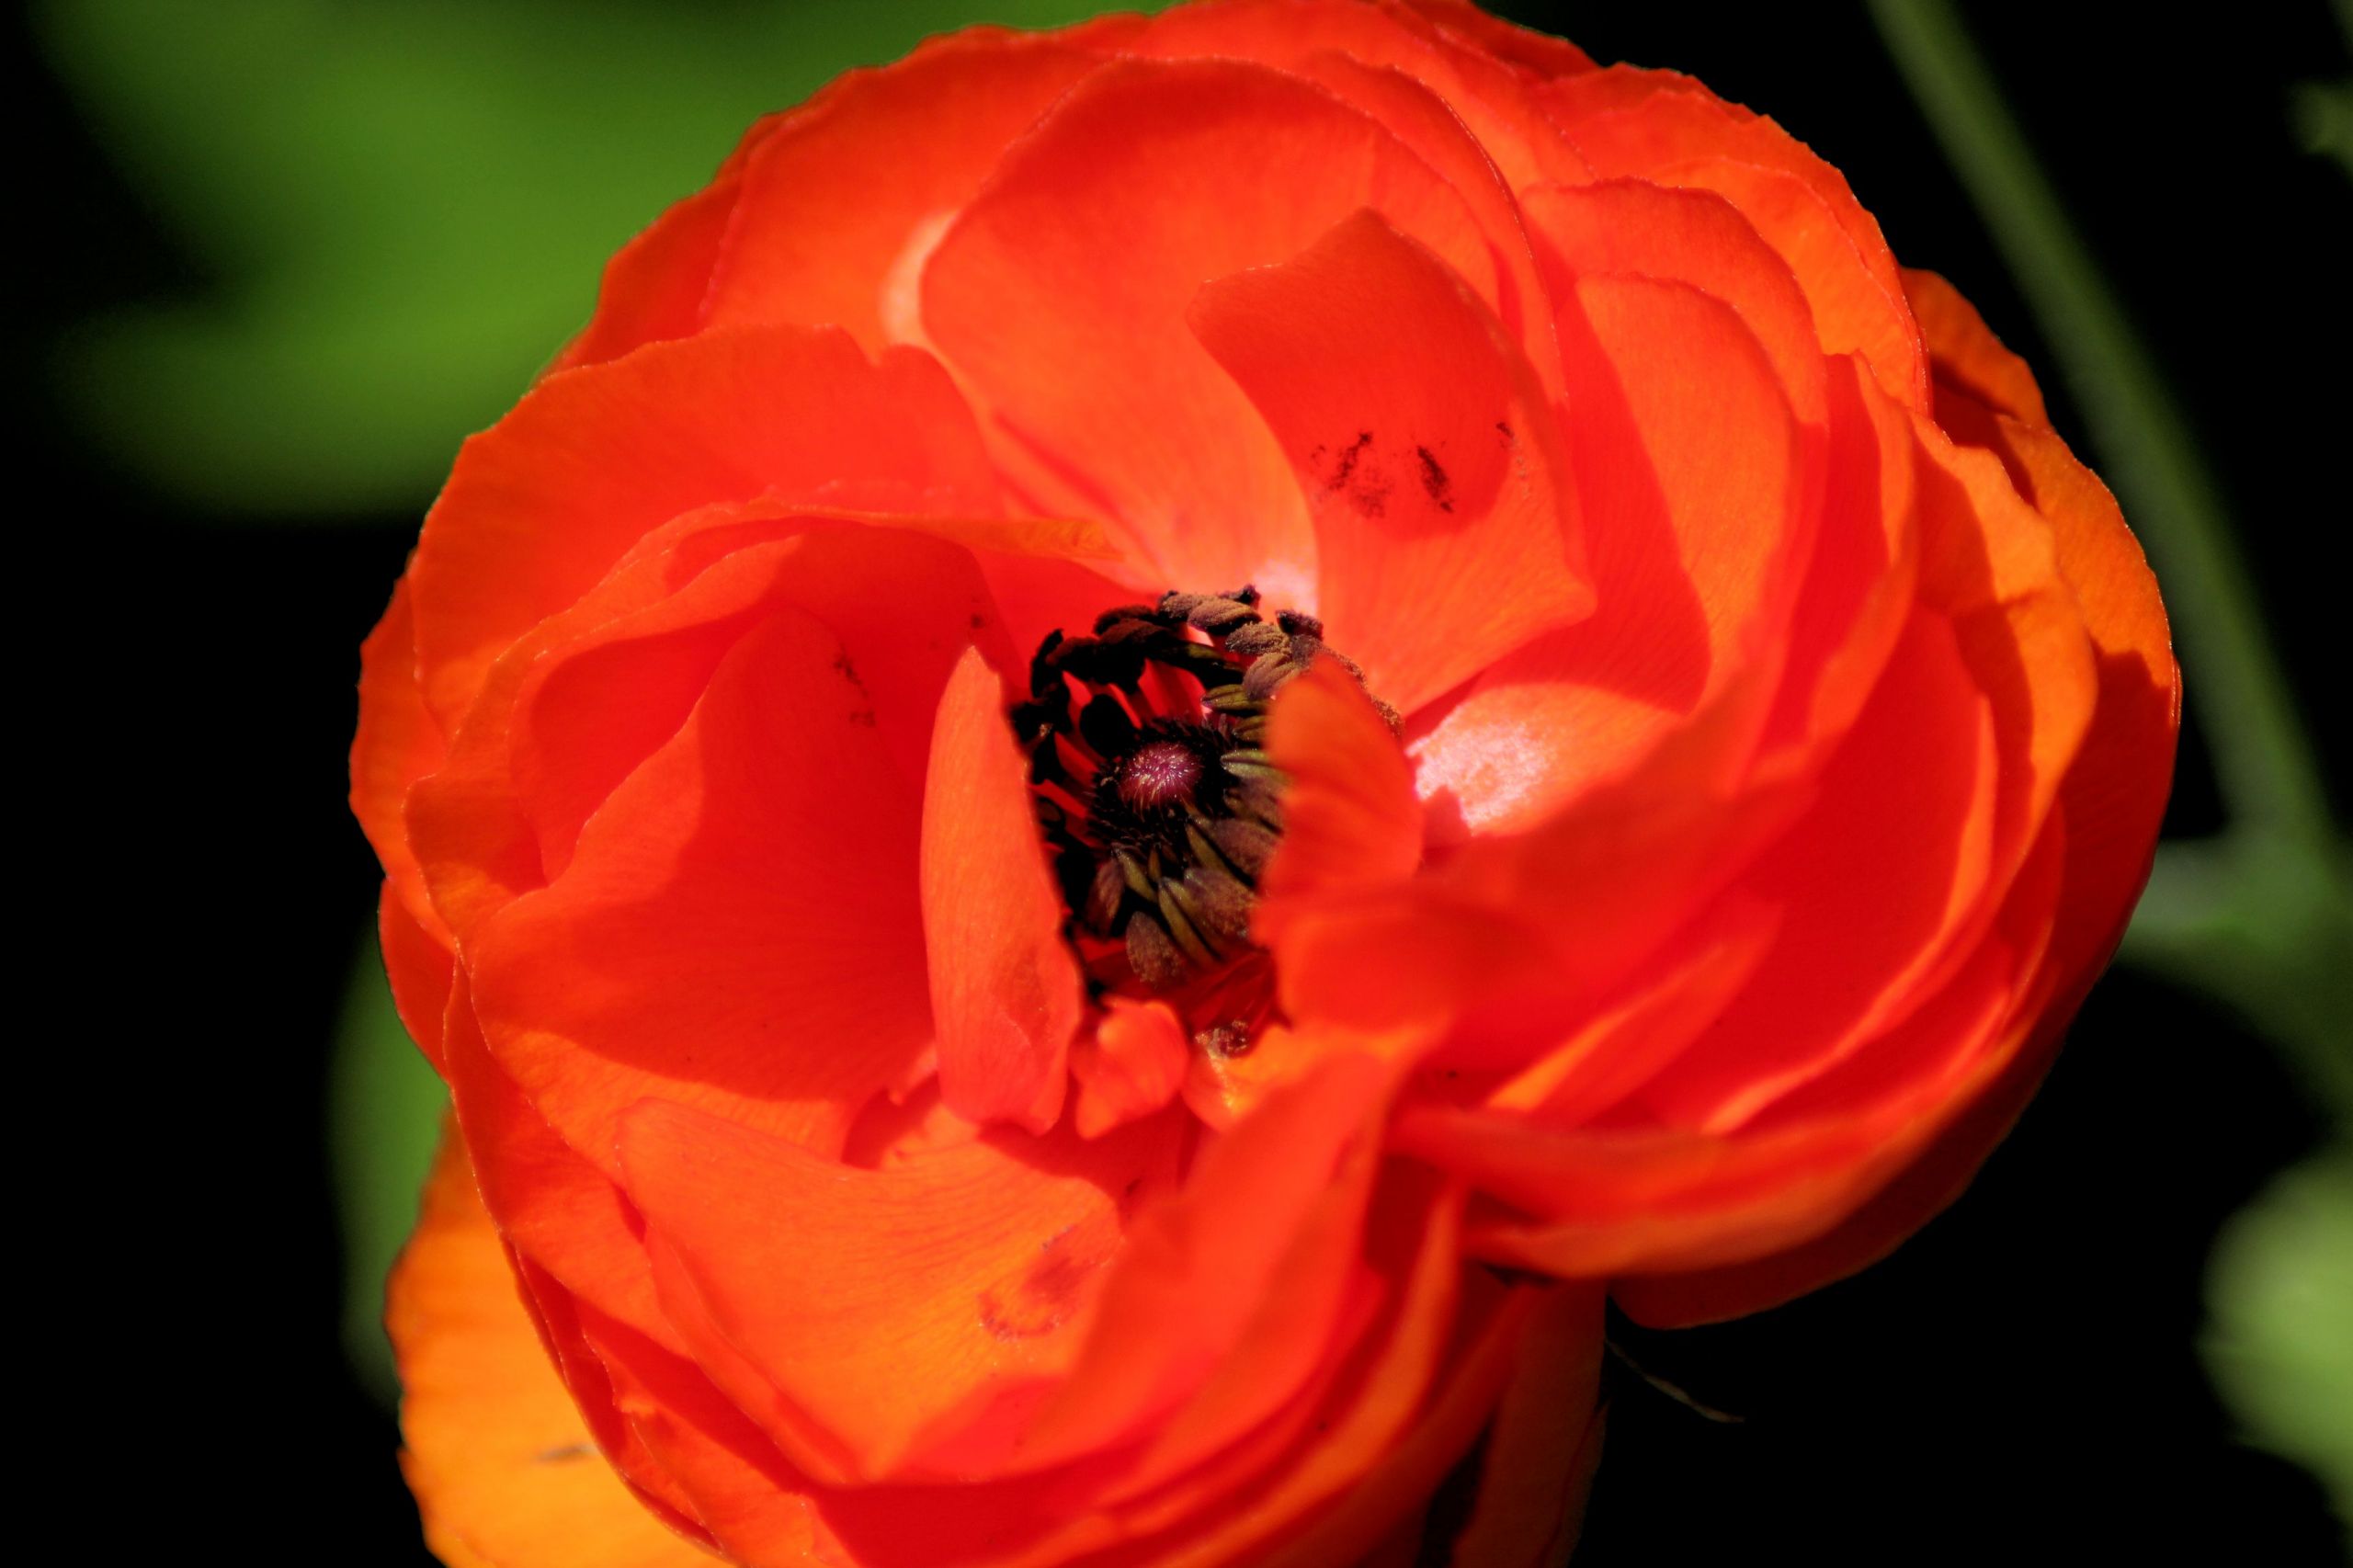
[1010,586,1395,1056]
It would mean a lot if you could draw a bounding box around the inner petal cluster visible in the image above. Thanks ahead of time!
[1011,586,1394,1053]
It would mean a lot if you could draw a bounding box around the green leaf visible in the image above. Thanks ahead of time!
[38,0,1142,515]
[327,930,448,1406]
[2205,1147,2353,1534]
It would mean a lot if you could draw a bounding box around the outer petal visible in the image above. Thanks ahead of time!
[389,1131,712,1568]
[1613,286,2176,1322]
[1390,0,1597,77]
[380,883,455,1070]
[699,27,1135,350]
[352,579,450,941]
[408,325,997,731]
[1905,267,2049,427]
[922,646,1084,1132]
[1130,0,1597,193]
[1541,69,1927,409]
[1442,1285,1608,1568]
[439,979,675,1346]
[551,172,748,375]
[1190,209,1592,717]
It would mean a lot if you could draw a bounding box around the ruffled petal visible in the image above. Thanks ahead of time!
[1389,0,1597,77]
[1131,0,1597,195]
[1622,610,2004,1131]
[1613,299,2175,1324]
[1436,828,2063,1280]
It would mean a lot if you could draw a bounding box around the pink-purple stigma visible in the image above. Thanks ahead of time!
[1118,740,1204,809]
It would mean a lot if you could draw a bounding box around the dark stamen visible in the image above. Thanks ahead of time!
[1012,584,1396,1055]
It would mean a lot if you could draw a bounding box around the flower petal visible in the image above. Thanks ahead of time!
[352,580,450,941]
[922,646,1083,1132]
[1071,999,1191,1140]
[1541,71,1927,408]
[1260,658,1424,915]
[551,173,747,375]
[1021,1052,1399,1469]
[1612,301,2177,1323]
[408,326,997,731]
[380,883,455,1070]
[619,1096,1184,1483]
[1190,208,1592,716]
[699,28,1134,350]
[389,1131,715,1568]
[1404,269,1802,835]
[1442,1285,1608,1568]
[439,976,675,1346]
[1905,267,2050,427]
[469,608,930,1178]
[921,56,1495,598]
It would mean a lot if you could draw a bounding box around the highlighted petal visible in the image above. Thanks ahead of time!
[1524,179,1826,427]
[922,647,1083,1133]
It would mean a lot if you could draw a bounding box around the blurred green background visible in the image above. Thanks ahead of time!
[40,1,2347,1561]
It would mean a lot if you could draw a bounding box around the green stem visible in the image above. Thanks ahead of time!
[1866,0,2334,847]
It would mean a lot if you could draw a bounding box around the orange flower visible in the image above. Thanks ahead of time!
[351,2,2176,1563]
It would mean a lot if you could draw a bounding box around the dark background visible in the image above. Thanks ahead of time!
[41,3,2347,1562]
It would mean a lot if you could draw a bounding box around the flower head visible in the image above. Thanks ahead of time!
[354,2,2176,1562]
